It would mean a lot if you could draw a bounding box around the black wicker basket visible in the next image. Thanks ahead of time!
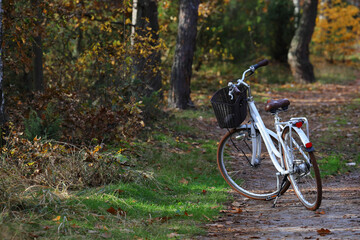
[211,86,247,129]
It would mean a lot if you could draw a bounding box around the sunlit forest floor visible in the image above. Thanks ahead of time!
[0,59,359,239]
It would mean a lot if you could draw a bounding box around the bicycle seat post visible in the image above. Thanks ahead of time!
[274,112,282,134]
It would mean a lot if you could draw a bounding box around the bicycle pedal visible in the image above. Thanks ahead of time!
[265,196,274,201]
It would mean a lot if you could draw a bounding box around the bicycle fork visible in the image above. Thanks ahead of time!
[250,122,262,167]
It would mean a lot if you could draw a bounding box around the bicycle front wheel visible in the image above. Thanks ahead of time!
[217,128,288,200]
[282,127,322,210]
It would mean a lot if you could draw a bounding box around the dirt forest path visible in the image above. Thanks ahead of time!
[196,80,360,240]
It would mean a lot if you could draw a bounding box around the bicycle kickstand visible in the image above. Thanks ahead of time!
[272,174,289,208]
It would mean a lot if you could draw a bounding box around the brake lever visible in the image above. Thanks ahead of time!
[228,82,235,100]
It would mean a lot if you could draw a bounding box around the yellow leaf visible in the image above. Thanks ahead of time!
[52,216,61,221]
[125,18,131,25]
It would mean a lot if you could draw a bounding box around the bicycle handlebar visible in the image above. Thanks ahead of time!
[250,59,269,72]
[227,59,269,99]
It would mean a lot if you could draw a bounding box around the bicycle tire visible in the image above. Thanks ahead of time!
[282,127,322,210]
[217,128,290,200]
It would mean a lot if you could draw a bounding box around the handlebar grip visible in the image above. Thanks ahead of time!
[250,59,269,71]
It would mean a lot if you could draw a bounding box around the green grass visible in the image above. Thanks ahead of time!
[317,154,343,177]
[0,113,230,239]
[318,154,360,178]
[313,61,359,85]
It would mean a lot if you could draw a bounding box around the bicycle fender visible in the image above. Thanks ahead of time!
[291,127,315,152]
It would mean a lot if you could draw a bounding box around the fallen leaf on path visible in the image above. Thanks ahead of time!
[211,205,220,209]
[167,232,180,238]
[184,211,193,217]
[232,208,242,214]
[148,216,172,224]
[95,223,108,231]
[231,201,242,207]
[220,208,242,214]
[203,214,212,221]
[106,206,126,216]
[209,224,224,228]
[317,228,331,236]
[106,207,117,215]
[28,233,39,238]
[52,216,61,221]
[101,232,112,238]
[179,178,189,185]
[114,189,125,194]
[315,210,325,214]
[70,223,80,229]
[158,216,172,223]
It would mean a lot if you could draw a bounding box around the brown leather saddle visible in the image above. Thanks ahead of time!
[265,99,290,113]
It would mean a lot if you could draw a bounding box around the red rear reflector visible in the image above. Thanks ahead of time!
[305,142,312,148]
[295,122,303,128]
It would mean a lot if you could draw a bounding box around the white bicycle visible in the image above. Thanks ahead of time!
[211,60,322,210]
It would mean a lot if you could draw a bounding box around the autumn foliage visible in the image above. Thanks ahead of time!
[3,0,163,145]
[1,0,162,207]
[312,0,360,62]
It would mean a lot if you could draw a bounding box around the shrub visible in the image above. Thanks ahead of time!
[24,103,62,141]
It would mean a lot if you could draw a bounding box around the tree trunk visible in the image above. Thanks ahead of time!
[292,0,300,28]
[134,0,162,97]
[0,0,6,124]
[169,0,199,109]
[131,0,138,47]
[31,0,44,92]
[288,0,318,83]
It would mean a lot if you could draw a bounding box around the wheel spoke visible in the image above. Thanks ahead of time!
[282,127,322,210]
[218,128,289,199]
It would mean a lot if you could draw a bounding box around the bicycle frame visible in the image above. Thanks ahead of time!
[238,91,313,178]
[247,99,288,175]
[230,66,313,176]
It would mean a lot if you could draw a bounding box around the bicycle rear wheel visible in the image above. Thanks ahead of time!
[217,128,289,200]
[282,127,322,210]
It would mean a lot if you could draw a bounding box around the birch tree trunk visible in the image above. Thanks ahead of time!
[169,0,200,109]
[293,0,300,28]
[288,0,318,83]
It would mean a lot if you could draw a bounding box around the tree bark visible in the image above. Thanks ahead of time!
[169,0,199,109]
[134,0,162,97]
[31,0,44,92]
[0,0,6,124]
[288,0,318,83]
